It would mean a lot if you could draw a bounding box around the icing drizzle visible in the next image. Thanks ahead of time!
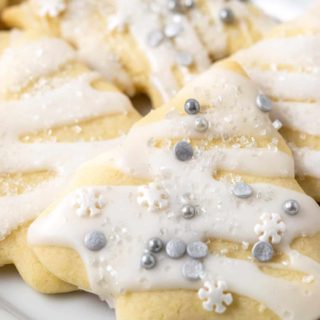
[29,66,320,319]
[235,35,320,180]
[30,0,274,104]
[0,32,134,240]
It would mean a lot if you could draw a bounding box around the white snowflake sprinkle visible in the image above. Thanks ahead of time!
[72,189,106,217]
[254,213,286,244]
[137,182,169,212]
[198,280,233,314]
[35,0,66,17]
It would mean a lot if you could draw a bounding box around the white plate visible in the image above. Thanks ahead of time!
[0,1,315,319]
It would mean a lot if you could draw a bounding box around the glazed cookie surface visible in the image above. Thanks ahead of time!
[0,30,140,293]
[234,2,320,201]
[28,61,320,320]
[3,0,276,107]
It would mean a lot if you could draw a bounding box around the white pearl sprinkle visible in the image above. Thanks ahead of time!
[272,119,283,130]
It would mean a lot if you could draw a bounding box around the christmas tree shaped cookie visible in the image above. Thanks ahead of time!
[3,0,276,106]
[234,2,320,201]
[27,61,320,319]
[0,30,140,293]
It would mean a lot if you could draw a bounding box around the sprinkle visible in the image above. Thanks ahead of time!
[137,182,169,212]
[182,260,204,280]
[148,238,164,253]
[272,119,283,130]
[176,51,194,66]
[147,30,165,47]
[232,182,253,199]
[84,231,107,251]
[184,98,200,114]
[73,189,106,217]
[252,241,274,262]
[164,23,183,38]
[194,117,209,132]
[181,204,197,219]
[283,199,300,216]
[174,141,194,161]
[198,281,233,313]
[256,94,273,112]
[187,241,209,259]
[219,8,235,24]
[141,253,156,269]
[254,213,286,244]
[166,239,186,259]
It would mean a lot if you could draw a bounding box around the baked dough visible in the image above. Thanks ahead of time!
[234,3,320,201]
[2,0,276,107]
[28,61,320,319]
[0,30,140,293]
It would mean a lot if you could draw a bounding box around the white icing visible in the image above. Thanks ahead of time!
[0,37,75,94]
[56,0,135,94]
[235,35,320,180]
[0,34,134,239]
[34,0,66,17]
[34,0,273,103]
[28,67,320,319]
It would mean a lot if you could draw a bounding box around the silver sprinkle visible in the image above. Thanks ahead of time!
[219,8,235,24]
[181,204,197,219]
[232,182,253,199]
[84,231,107,251]
[141,253,156,269]
[187,241,208,259]
[252,241,273,262]
[283,199,300,216]
[184,98,200,114]
[176,51,194,66]
[147,30,164,48]
[164,23,183,38]
[148,238,164,253]
[166,239,186,259]
[182,260,204,280]
[174,141,193,161]
[256,94,273,112]
[194,117,209,132]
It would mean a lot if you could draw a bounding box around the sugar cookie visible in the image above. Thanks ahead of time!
[28,61,320,319]
[0,30,140,293]
[234,3,320,201]
[3,0,276,107]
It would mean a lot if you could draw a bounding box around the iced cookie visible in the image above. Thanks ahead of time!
[234,3,320,201]
[0,30,140,293]
[3,0,276,107]
[27,61,320,319]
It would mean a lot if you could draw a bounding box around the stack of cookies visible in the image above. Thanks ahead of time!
[0,1,320,320]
